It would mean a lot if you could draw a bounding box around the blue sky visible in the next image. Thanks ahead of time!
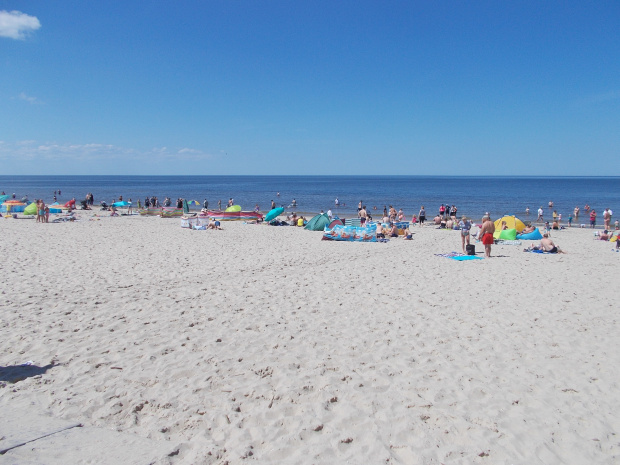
[1,1,618,175]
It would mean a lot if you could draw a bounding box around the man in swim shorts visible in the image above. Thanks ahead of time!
[479,215,495,258]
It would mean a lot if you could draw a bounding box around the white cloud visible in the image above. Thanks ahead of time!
[17,92,42,105]
[0,10,41,40]
[0,140,212,163]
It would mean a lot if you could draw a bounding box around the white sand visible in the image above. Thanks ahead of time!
[1,213,619,464]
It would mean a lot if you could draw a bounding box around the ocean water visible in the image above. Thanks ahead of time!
[0,175,618,221]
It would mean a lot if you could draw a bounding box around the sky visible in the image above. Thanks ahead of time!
[1,1,619,175]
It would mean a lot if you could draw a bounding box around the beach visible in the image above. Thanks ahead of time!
[1,213,619,464]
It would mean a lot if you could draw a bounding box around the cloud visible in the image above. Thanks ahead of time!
[0,140,212,163]
[0,10,41,40]
[17,92,42,105]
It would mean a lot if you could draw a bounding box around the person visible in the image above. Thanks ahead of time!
[37,200,44,223]
[598,230,613,241]
[254,204,260,213]
[127,199,133,215]
[376,223,384,239]
[552,220,559,230]
[327,209,332,220]
[292,198,297,207]
[501,220,508,230]
[446,217,454,229]
[358,200,363,211]
[603,208,611,230]
[398,209,405,221]
[277,192,280,197]
[521,224,536,234]
[537,207,544,222]
[552,210,558,222]
[590,210,597,228]
[439,204,446,218]
[530,232,564,253]
[227,198,234,207]
[584,203,590,213]
[479,215,495,258]
[567,213,573,227]
[450,205,457,218]
[525,206,530,215]
[335,198,339,206]
[573,206,579,221]
[434,214,442,225]
[359,206,368,225]
[297,217,304,227]
[271,200,276,210]
[548,201,554,208]
[615,219,619,230]
[203,199,209,210]
[207,219,222,230]
[418,206,426,227]
[218,199,222,211]
[383,206,388,218]
[458,216,471,253]
[403,226,413,240]
[389,223,398,237]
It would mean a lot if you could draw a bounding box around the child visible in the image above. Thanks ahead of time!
[568,213,573,228]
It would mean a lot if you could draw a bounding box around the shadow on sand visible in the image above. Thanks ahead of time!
[0,362,56,384]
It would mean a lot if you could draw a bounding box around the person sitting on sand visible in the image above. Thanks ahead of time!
[207,219,222,230]
[403,227,413,240]
[501,221,508,230]
[433,214,442,225]
[530,232,564,253]
[446,218,454,229]
[552,220,559,230]
[389,223,399,237]
[376,223,385,239]
[598,230,614,241]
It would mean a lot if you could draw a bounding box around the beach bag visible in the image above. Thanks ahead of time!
[466,244,476,256]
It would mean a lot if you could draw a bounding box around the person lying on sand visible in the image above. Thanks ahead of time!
[528,233,565,253]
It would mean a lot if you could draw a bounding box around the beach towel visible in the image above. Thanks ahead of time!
[435,252,483,260]
[495,239,522,245]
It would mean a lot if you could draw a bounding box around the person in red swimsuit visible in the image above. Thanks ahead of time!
[479,216,496,258]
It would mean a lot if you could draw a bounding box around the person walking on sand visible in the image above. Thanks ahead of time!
[418,206,426,227]
[479,215,495,258]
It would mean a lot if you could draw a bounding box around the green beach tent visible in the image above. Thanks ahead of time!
[23,202,37,215]
[304,213,330,231]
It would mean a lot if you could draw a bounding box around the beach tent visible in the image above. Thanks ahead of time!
[23,203,37,215]
[0,195,10,203]
[265,207,284,222]
[328,218,345,229]
[225,205,242,212]
[304,213,330,231]
[1,200,26,213]
[183,199,190,214]
[494,215,526,233]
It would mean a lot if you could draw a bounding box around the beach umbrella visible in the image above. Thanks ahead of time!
[0,195,10,203]
[112,201,129,207]
[188,200,200,206]
[225,205,242,212]
[265,207,284,222]
[494,215,526,232]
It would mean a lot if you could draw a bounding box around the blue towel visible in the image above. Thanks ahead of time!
[450,255,483,261]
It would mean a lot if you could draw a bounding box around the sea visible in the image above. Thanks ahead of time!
[0,175,618,221]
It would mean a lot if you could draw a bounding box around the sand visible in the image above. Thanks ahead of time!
[1,212,619,464]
